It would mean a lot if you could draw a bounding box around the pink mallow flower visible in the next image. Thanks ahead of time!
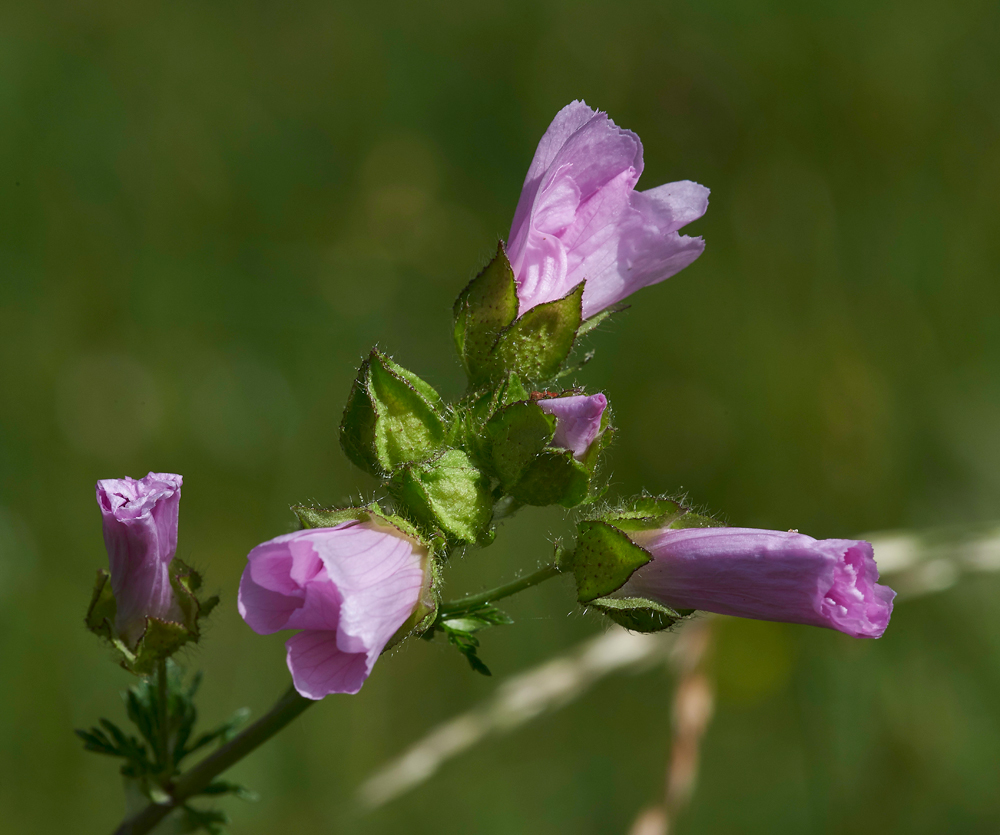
[506,100,709,320]
[96,472,184,645]
[238,521,431,699]
[537,393,608,459]
[619,527,895,638]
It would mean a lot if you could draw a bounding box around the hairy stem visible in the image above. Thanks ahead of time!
[439,563,563,616]
[113,685,314,835]
[156,660,170,776]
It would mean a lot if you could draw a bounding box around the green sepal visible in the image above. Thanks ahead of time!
[601,495,688,534]
[170,559,220,632]
[87,561,218,675]
[291,501,434,552]
[563,520,653,603]
[488,283,584,385]
[85,569,116,641]
[587,595,685,633]
[575,301,630,338]
[128,617,193,676]
[453,242,519,381]
[509,448,591,508]
[340,350,448,477]
[485,400,556,487]
[389,449,494,546]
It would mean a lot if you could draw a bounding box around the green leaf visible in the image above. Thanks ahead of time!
[488,282,584,385]
[390,449,494,546]
[85,569,116,640]
[510,449,591,508]
[453,242,519,380]
[565,520,653,603]
[587,596,685,633]
[340,350,448,477]
[485,400,556,486]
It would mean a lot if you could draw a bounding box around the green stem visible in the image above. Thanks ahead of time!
[156,660,170,776]
[439,563,563,616]
[113,685,314,835]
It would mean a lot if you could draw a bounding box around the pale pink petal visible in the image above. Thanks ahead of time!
[237,522,429,698]
[286,630,371,699]
[312,524,428,656]
[237,566,303,635]
[506,101,708,318]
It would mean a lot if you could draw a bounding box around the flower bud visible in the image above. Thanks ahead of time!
[565,498,895,638]
[96,472,183,645]
[536,393,608,460]
[238,516,434,699]
[507,100,708,320]
[89,472,217,673]
[389,449,494,546]
[340,350,448,477]
[621,527,895,638]
[484,391,610,508]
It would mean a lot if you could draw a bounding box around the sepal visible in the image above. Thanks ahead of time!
[586,596,687,633]
[562,521,652,603]
[563,496,722,606]
[453,242,519,383]
[389,449,494,546]
[453,244,584,388]
[86,562,219,676]
[488,283,583,386]
[340,350,448,477]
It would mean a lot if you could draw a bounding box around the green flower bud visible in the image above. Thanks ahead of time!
[389,449,494,546]
[340,350,448,477]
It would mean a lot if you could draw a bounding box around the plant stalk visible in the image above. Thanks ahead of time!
[438,563,563,616]
[113,685,314,835]
[156,660,170,776]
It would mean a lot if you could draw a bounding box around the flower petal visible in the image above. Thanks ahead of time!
[285,630,371,698]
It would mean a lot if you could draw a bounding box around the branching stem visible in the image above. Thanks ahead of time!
[113,685,314,835]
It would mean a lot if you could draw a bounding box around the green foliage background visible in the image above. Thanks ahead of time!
[2,0,999,831]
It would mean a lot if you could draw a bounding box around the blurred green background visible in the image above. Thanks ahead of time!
[2,0,999,831]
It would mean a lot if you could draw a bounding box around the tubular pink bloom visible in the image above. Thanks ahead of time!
[238,521,430,699]
[620,527,895,638]
[537,393,608,459]
[507,100,709,319]
[96,472,184,645]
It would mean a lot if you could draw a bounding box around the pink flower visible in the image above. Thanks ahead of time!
[96,472,183,645]
[537,393,608,459]
[620,527,895,638]
[238,521,431,698]
[507,100,709,320]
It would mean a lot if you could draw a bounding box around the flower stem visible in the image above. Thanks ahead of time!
[438,563,563,616]
[156,660,170,775]
[113,685,314,835]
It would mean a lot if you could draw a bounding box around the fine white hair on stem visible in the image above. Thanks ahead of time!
[359,522,1000,810]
